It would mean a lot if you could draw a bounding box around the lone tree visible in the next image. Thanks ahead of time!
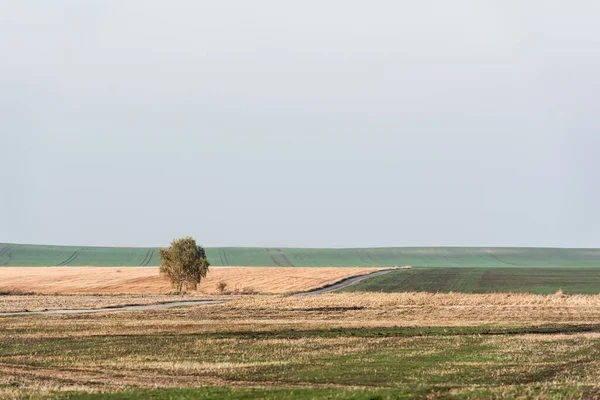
[159,237,210,293]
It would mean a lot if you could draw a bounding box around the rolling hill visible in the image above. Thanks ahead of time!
[1,243,600,268]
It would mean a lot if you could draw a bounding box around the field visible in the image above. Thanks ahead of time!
[344,267,600,294]
[0,294,211,313]
[2,293,600,399]
[0,267,381,295]
[3,243,600,267]
[3,243,600,399]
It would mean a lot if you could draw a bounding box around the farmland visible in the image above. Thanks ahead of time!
[2,243,600,267]
[344,267,600,294]
[0,267,383,295]
[3,243,600,399]
[3,293,600,399]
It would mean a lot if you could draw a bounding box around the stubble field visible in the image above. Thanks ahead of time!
[0,267,383,295]
[3,245,600,399]
[2,292,600,399]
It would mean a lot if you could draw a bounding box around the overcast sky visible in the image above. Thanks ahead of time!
[1,1,599,248]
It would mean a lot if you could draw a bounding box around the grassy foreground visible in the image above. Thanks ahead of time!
[344,267,600,294]
[29,385,592,399]
[2,243,600,267]
[2,293,600,399]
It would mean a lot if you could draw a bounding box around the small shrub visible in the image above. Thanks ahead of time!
[0,289,35,296]
[217,282,228,293]
[227,286,256,295]
[241,287,257,295]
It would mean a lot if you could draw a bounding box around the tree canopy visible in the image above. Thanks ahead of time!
[159,237,210,293]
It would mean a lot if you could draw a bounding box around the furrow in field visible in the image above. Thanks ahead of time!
[443,249,463,266]
[217,249,225,266]
[139,248,154,266]
[266,248,285,267]
[55,248,85,266]
[0,246,13,258]
[0,246,10,258]
[356,250,370,266]
[148,248,156,266]
[484,249,520,266]
[138,249,150,266]
[221,248,230,266]
[364,251,376,264]
[0,245,13,265]
[278,249,295,267]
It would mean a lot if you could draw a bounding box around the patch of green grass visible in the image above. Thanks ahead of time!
[4,324,599,360]
[23,385,597,400]
[343,267,600,294]
[200,324,600,340]
[9,386,597,400]
[55,387,413,400]
[223,333,600,389]
[3,322,600,399]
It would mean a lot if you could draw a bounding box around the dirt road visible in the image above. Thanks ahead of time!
[295,269,394,296]
[0,268,393,315]
[0,300,222,316]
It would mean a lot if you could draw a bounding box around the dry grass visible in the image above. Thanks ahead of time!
[0,294,212,313]
[0,266,384,295]
[3,292,600,398]
[199,292,600,329]
[3,292,600,337]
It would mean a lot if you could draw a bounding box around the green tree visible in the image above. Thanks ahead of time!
[159,237,210,293]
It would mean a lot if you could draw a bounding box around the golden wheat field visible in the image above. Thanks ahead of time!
[0,266,383,295]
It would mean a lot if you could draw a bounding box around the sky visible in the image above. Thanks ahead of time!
[1,1,599,248]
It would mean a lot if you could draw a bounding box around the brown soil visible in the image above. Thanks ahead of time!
[0,267,384,295]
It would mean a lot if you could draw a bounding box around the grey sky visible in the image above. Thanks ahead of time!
[1,1,599,248]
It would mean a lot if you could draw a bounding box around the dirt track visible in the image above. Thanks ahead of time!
[0,300,223,316]
[0,268,394,315]
[295,269,394,296]
[0,266,385,295]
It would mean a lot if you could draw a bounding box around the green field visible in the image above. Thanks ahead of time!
[343,267,600,294]
[2,243,600,267]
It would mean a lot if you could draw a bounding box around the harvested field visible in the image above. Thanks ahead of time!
[0,267,384,295]
[3,293,600,399]
[3,292,600,336]
[0,294,212,313]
